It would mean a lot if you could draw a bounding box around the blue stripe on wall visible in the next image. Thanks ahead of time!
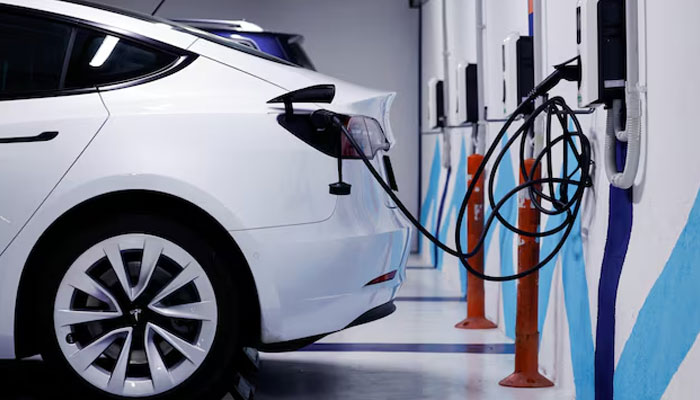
[536,124,595,399]
[538,138,570,333]
[538,210,565,333]
[595,142,633,400]
[561,127,596,400]
[614,188,700,400]
[483,135,518,339]
[419,137,442,260]
[562,193,596,400]
[437,136,468,286]
[434,166,452,270]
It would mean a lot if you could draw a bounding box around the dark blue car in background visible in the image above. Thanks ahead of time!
[176,19,316,70]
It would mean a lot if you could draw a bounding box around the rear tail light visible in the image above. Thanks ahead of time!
[277,113,390,160]
[341,116,390,159]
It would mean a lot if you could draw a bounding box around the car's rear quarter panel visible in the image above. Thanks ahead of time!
[94,56,339,229]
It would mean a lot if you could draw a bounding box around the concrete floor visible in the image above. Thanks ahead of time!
[0,265,572,399]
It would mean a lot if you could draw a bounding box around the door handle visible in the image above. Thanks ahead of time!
[0,131,58,144]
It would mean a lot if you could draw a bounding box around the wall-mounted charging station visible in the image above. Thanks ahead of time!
[577,0,627,108]
[502,33,534,116]
[428,78,446,129]
[457,63,479,124]
[578,0,642,189]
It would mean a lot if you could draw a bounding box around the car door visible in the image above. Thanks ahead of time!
[0,9,109,252]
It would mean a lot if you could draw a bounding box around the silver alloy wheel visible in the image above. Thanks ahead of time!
[53,234,218,397]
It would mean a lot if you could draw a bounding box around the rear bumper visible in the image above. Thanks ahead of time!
[257,301,396,352]
[230,194,411,345]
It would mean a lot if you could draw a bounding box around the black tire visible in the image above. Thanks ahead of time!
[38,212,244,400]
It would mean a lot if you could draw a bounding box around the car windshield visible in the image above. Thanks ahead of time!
[65,1,297,67]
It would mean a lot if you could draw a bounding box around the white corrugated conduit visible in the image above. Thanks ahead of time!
[604,0,642,189]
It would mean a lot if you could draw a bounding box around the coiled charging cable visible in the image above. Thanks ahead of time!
[314,58,592,282]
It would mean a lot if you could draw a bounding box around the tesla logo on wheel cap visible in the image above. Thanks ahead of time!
[130,309,142,323]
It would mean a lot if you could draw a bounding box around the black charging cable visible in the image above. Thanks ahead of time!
[313,58,592,282]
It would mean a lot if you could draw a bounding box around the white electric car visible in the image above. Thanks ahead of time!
[0,0,410,398]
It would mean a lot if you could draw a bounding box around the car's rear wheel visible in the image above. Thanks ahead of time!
[40,214,241,399]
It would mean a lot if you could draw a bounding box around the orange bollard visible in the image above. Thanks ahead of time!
[455,154,497,330]
[499,159,554,388]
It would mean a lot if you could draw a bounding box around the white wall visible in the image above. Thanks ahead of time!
[89,0,421,240]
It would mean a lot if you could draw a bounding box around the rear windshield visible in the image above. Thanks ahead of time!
[205,30,316,71]
[173,24,296,66]
[64,1,297,67]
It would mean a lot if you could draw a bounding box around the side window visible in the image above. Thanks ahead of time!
[64,28,179,88]
[0,13,72,96]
